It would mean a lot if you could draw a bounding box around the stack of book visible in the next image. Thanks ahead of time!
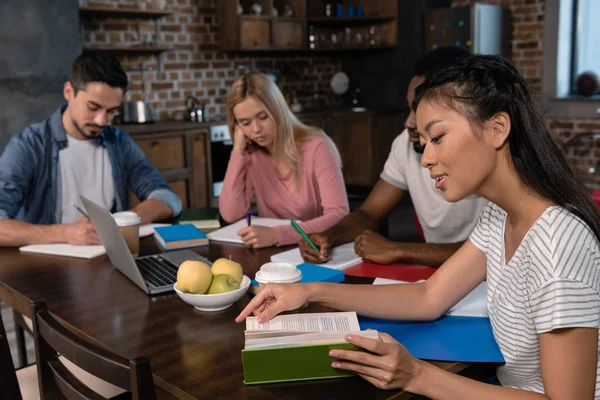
[179,207,220,230]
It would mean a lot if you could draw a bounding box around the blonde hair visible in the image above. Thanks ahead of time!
[226,71,342,175]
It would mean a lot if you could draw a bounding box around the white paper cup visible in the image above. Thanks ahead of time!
[255,261,302,286]
[113,211,142,257]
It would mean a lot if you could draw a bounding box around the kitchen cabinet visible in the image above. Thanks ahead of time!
[297,109,404,187]
[218,0,396,51]
[118,121,211,210]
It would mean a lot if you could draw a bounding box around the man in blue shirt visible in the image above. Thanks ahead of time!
[0,54,181,246]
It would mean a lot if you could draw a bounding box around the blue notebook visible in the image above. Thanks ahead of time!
[153,224,209,250]
[250,262,345,287]
[359,315,504,363]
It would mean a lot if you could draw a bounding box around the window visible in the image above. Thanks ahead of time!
[543,0,600,118]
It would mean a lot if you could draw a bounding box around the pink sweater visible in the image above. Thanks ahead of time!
[219,136,349,246]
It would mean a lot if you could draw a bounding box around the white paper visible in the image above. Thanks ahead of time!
[245,311,360,332]
[207,217,290,244]
[271,242,361,270]
[372,278,426,285]
[19,244,106,259]
[445,282,488,317]
[373,278,488,318]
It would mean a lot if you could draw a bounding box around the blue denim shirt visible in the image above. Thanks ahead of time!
[0,105,181,224]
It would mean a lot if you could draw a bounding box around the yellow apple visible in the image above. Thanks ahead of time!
[210,258,243,283]
[177,260,212,294]
[207,274,241,294]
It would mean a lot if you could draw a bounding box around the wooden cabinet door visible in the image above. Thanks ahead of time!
[169,180,189,210]
[135,136,186,170]
[328,113,373,186]
[240,19,270,50]
[272,21,304,48]
[192,133,209,208]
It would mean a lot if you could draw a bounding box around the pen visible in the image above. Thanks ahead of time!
[290,219,319,252]
[70,202,90,220]
[246,210,252,226]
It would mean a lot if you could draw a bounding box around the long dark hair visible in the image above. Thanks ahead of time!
[412,55,600,242]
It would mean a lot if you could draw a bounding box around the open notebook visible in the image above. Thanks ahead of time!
[19,244,107,259]
[270,242,362,270]
[207,217,289,244]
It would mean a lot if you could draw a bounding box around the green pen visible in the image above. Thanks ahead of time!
[290,219,319,252]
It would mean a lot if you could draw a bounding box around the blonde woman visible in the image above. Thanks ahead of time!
[219,72,349,248]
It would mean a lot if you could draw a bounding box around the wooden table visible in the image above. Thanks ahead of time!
[0,238,490,399]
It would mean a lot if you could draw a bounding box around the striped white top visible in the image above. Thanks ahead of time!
[470,203,600,396]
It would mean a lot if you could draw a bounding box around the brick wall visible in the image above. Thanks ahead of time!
[453,0,600,190]
[82,0,342,121]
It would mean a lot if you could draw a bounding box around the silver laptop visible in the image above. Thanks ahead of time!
[80,195,212,295]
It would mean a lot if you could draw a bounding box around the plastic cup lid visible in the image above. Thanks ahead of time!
[112,211,142,227]
[255,261,302,284]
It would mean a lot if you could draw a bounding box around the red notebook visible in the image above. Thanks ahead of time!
[344,262,437,282]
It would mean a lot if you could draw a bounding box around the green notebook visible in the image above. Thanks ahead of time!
[179,207,220,229]
[241,311,378,385]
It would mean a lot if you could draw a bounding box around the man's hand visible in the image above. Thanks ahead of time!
[299,232,332,263]
[354,230,401,264]
[237,226,278,248]
[60,217,102,245]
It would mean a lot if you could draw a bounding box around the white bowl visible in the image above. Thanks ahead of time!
[174,275,251,312]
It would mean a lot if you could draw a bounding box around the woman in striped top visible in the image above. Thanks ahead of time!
[237,55,600,399]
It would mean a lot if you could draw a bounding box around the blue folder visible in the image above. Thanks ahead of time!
[359,315,505,363]
[251,262,345,287]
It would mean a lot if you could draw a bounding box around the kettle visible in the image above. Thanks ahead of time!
[185,96,205,123]
[120,101,157,124]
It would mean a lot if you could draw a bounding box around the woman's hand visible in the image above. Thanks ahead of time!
[236,226,279,248]
[235,283,312,323]
[233,124,249,154]
[329,332,421,391]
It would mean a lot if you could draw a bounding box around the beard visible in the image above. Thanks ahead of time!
[72,118,104,140]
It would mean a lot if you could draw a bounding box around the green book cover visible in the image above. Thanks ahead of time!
[242,342,363,385]
[180,207,220,222]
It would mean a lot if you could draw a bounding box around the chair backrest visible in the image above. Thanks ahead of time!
[0,303,23,400]
[32,302,157,400]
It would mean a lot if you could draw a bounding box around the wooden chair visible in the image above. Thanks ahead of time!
[32,302,157,400]
[12,309,32,368]
[1,303,39,400]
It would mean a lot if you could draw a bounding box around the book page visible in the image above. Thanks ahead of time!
[271,242,362,270]
[445,282,488,317]
[207,217,290,244]
[245,330,379,350]
[245,311,360,332]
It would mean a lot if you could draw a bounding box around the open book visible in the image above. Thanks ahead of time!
[242,311,378,384]
[270,242,362,270]
[207,217,289,244]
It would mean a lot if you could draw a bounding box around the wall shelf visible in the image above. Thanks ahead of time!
[307,16,396,25]
[83,45,171,54]
[79,5,172,19]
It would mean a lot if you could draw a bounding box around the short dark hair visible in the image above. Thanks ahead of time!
[413,47,472,77]
[69,53,129,94]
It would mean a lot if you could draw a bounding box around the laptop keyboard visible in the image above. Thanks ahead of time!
[135,256,179,288]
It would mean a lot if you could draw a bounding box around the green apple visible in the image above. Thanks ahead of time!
[177,260,212,294]
[207,274,241,294]
[211,258,243,283]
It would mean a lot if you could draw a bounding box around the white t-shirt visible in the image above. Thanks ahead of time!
[470,202,600,396]
[59,135,115,223]
[380,130,487,243]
